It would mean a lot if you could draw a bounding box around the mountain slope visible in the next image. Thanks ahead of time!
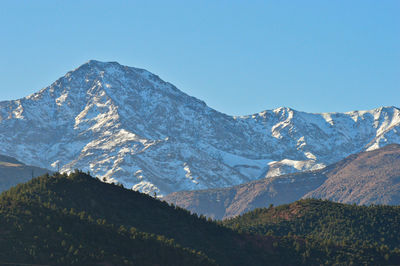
[2,172,399,265]
[304,143,400,204]
[0,198,214,265]
[0,171,303,265]
[0,154,51,192]
[1,60,400,195]
[224,199,400,250]
[164,170,327,220]
[223,199,400,265]
[165,144,400,219]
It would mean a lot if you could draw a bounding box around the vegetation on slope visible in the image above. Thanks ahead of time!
[0,171,215,265]
[224,199,400,265]
[0,171,287,265]
[2,172,400,265]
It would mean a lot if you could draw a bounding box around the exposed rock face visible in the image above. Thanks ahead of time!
[165,144,400,219]
[0,60,399,195]
[0,155,51,192]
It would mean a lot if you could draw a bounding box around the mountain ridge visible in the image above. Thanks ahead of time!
[0,154,52,192]
[1,60,400,195]
[165,144,400,219]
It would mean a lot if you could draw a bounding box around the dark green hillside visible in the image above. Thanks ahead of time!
[224,199,400,248]
[0,171,282,266]
[0,202,213,265]
[0,172,215,265]
[224,199,400,264]
[2,172,400,265]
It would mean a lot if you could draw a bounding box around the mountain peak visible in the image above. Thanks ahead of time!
[69,59,126,77]
[80,59,128,69]
[1,61,400,196]
[86,59,119,65]
[25,60,188,107]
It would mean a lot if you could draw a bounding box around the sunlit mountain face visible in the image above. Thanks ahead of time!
[1,60,399,195]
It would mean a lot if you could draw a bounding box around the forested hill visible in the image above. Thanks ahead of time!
[0,171,290,266]
[1,172,400,265]
[224,199,400,263]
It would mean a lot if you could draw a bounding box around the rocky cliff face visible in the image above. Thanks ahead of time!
[1,60,399,195]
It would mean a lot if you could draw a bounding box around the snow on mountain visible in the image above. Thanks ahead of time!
[0,60,399,195]
[164,144,400,219]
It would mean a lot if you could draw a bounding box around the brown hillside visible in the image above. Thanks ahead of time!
[165,144,400,219]
[304,144,400,204]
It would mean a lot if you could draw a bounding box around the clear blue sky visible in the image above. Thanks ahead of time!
[1,1,399,115]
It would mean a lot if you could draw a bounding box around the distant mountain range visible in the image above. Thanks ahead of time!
[0,154,51,192]
[1,60,399,195]
[165,144,400,219]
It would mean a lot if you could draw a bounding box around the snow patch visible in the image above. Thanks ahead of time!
[56,91,68,106]
[132,181,160,195]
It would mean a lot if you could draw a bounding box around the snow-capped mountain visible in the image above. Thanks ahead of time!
[0,60,399,195]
